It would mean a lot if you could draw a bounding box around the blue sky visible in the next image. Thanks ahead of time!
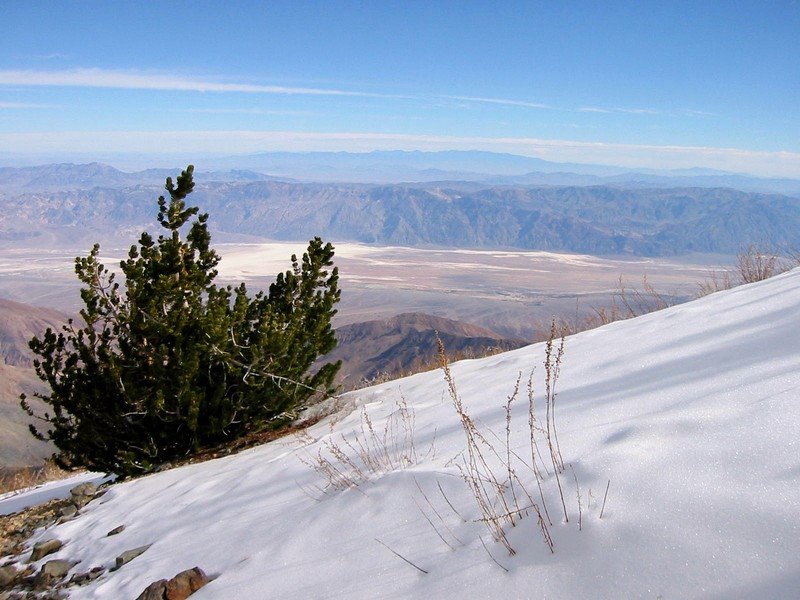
[0,1,798,175]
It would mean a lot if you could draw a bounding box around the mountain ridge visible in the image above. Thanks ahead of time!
[3,179,798,256]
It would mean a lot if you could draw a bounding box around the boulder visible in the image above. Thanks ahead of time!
[40,559,75,578]
[69,482,98,509]
[136,579,168,600]
[29,539,62,562]
[165,567,209,599]
[113,544,152,569]
[135,567,209,600]
[0,565,16,587]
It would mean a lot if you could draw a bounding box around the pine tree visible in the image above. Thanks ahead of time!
[22,166,341,476]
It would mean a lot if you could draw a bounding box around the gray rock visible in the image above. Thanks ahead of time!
[106,525,125,536]
[41,559,75,578]
[29,539,62,562]
[113,544,152,569]
[70,566,105,586]
[70,482,98,509]
[0,565,16,586]
[69,482,97,498]
[59,505,78,519]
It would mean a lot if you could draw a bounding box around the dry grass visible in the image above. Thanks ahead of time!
[0,459,70,496]
[436,323,579,556]
[300,395,427,493]
[697,243,800,297]
[539,275,677,340]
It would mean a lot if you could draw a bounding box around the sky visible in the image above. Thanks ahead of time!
[0,1,798,176]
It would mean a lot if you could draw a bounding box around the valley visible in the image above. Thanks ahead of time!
[0,238,725,340]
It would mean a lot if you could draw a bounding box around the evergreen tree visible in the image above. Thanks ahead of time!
[22,166,341,476]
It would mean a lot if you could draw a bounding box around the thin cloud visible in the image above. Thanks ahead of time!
[0,101,58,109]
[186,108,315,116]
[446,95,551,110]
[0,68,389,97]
[580,106,661,115]
[581,106,718,118]
[680,109,718,118]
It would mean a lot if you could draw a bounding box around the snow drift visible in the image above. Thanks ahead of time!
[13,268,800,598]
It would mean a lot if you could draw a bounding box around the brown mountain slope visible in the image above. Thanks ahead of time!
[0,298,65,467]
[327,313,527,389]
[0,297,67,367]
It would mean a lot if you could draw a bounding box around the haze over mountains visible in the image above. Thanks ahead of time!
[2,151,800,194]
[3,159,800,257]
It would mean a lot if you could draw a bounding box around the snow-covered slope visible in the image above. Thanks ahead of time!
[20,270,800,598]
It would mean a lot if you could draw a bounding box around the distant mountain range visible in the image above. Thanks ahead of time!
[0,163,281,193]
[1,153,799,194]
[3,169,800,255]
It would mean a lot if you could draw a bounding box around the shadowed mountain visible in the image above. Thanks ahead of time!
[327,313,527,388]
[0,298,66,468]
[4,178,800,256]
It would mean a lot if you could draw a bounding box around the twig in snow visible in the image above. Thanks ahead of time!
[479,535,509,573]
[600,480,611,519]
[375,538,429,574]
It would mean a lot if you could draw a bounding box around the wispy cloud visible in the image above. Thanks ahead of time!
[28,53,71,60]
[0,101,58,109]
[581,106,718,118]
[446,95,551,109]
[185,108,315,116]
[580,106,662,115]
[0,130,796,177]
[579,107,613,113]
[680,109,718,118]
[0,68,389,97]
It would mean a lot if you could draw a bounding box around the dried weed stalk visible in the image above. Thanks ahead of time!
[300,395,424,492]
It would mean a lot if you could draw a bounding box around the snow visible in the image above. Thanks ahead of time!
[15,269,800,598]
[0,472,106,516]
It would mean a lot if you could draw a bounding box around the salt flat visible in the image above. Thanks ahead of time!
[0,239,725,338]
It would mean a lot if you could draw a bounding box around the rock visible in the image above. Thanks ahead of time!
[135,567,209,600]
[69,482,98,509]
[69,482,97,498]
[164,567,209,599]
[113,544,152,570]
[58,505,77,519]
[40,559,75,578]
[106,525,125,536]
[0,565,16,586]
[29,539,62,562]
[70,566,105,586]
[135,579,168,600]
